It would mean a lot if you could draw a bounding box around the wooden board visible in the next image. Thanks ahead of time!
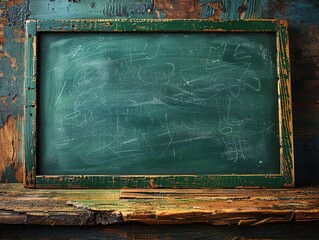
[24,19,293,188]
[0,184,319,226]
[1,0,319,187]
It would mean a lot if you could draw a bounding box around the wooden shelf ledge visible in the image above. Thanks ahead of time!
[0,184,319,226]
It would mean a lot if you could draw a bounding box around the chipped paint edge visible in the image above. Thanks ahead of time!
[277,19,294,187]
[35,19,278,32]
[24,20,37,188]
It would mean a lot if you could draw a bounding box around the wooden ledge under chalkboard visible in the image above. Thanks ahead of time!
[1,184,319,226]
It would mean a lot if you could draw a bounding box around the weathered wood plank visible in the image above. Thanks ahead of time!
[1,184,319,226]
[0,115,23,183]
[0,0,26,183]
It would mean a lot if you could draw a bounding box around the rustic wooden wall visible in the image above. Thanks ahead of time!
[0,0,318,185]
[263,0,319,184]
[0,0,26,183]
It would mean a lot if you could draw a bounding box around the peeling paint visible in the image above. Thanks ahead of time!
[68,0,81,3]
[154,0,201,19]
[0,51,18,70]
[0,19,7,50]
[13,28,25,42]
[90,1,96,8]
[0,4,8,10]
[207,1,225,20]
[1,96,8,107]
[0,115,24,183]
[11,95,18,104]
[154,7,166,19]
[0,0,26,183]
[0,0,26,131]
[238,0,248,19]
[5,2,30,27]
[133,0,153,14]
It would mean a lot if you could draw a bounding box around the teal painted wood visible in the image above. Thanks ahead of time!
[29,0,263,21]
[25,19,293,188]
[0,1,26,127]
[24,20,37,187]
[29,0,154,20]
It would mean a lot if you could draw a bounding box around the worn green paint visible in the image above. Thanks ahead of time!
[29,0,154,20]
[0,2,26,127]
[29,0,264,21]
[24,19,293,188]
[200,0,262,20]
[277,21,294,186]
[24,20,37,187]
[35,175,286,189]
[35,19,278,32]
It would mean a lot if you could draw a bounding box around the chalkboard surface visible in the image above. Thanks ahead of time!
[38,31,280,175]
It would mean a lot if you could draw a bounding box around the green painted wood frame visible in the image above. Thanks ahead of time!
[24,19,294,188]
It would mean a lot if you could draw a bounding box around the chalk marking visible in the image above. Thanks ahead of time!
[122,138,138,144]
[148,44,160,59]
[87,144,122,160]
[55,81,66,106]
[143,43,148,51]
[233,45,251,60]
[251,123,274,136]
[165,114,174,150]
[141,132,154,153]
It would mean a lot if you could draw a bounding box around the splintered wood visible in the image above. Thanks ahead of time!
[0,184,318,226]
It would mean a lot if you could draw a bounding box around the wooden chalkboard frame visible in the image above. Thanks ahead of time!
[24,19,294,188]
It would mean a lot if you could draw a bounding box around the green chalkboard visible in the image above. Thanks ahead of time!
[38,31,279,175]
[25,20,294,188]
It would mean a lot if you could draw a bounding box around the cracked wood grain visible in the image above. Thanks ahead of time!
[0,116,23,183]
[1,184,319,226]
